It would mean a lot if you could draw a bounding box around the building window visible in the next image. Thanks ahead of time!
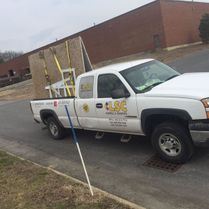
[25,68,30,74]
[8,69,15,77]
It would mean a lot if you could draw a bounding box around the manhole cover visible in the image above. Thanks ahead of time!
[143,155,182,173]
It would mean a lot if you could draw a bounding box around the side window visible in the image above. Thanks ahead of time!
[98,74,128,98]
[79,76,94,99]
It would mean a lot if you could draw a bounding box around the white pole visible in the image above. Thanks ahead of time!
[64,105,94,196]
[75,142,94,196]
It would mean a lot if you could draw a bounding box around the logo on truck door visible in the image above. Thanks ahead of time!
[83,103,90,113]
[105,101,127,115]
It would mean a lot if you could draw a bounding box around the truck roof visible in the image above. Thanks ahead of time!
[80,58,153,77]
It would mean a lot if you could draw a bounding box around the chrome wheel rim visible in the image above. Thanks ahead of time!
[159,133,182,157]
[49,122,58,137]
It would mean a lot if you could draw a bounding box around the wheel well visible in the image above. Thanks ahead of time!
[41,112,53,124]
[144,114,189,136]
[40,110,63,127]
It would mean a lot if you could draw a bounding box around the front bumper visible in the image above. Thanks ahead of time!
[189,121,209,146]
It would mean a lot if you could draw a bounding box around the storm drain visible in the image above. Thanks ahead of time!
[143,155,182,173]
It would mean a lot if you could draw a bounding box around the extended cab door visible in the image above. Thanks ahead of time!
[95,73,141,134]
[75,75,97,129]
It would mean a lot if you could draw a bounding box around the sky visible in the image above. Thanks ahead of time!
[0,0,209,53]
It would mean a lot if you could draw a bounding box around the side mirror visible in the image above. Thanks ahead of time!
[111,89,130,99]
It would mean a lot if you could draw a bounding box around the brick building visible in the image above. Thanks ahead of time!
[0,0,209,77]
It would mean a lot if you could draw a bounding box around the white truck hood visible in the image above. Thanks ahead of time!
[145,73,209,100]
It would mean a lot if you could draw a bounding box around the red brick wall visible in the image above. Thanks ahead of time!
[0,54,29,77]
[75,0,165,64]
[160,0,209,47]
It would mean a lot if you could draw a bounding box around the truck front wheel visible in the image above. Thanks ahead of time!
[46,117,65,140]
[151,122,194,163]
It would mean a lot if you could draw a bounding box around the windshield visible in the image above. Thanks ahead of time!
[120,60,180,93]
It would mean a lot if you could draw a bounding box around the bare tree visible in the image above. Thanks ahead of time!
[0,50,23,63]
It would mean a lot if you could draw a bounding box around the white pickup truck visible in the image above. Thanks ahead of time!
[30,59,209,163]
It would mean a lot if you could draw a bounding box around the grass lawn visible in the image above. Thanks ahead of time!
[0,151,133,209]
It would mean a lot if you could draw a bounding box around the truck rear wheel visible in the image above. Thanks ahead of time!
[46,117,65,140]
[151,122,194,163]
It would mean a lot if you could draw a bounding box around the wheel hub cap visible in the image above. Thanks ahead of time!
[159,133,182,157]
[49,122,58,136]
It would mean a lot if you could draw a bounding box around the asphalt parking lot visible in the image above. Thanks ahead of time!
[169,47,209,73]
[1,49,209,209]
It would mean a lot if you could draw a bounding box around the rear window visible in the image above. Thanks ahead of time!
[79,76,94,98]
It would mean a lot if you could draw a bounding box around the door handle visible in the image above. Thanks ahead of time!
[96,103,103,109]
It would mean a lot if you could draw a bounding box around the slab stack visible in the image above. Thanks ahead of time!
[29,36,92,99]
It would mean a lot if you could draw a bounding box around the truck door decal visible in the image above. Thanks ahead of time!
[83,103,90,113]
[109,118,128,127]
[105,101,127,115]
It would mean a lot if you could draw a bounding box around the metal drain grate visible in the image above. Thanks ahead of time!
[143,155,182,173]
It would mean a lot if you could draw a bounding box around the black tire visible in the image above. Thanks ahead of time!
[46,117,65,140]
[151,122,194,164]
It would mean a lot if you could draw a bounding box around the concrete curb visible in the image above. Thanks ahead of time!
[2,149,146,209]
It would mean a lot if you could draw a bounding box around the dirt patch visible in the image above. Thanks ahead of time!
[0,79,34,101]
[0,151,134,209]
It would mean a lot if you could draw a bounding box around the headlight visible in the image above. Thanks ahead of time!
[201,98,209,108]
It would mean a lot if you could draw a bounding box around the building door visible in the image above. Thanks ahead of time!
[153,34,161,49]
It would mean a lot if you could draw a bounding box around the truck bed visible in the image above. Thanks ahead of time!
[31,98,81,129]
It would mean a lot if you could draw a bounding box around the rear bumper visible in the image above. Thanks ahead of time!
[189,121,209,146]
